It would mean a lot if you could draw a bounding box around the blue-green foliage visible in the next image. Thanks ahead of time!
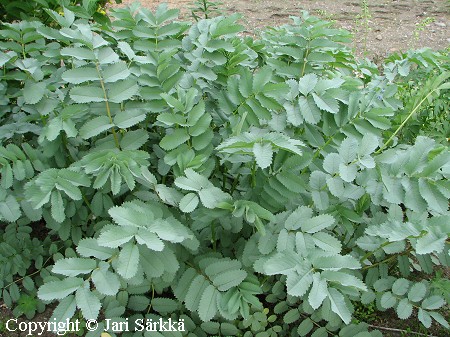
[0,4,449,336]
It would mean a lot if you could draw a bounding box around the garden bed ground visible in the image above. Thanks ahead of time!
[110,0,450,58]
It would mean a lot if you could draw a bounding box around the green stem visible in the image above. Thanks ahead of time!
[251,161,256,188]
[230,172,241,194]
[359,241,392,264]
[300,133,335,175]
[82,192,94,214]
[362,247,413,270]
[95,63,120,149]
[300,41,310,78]
[211,222,216,251]
[376,88,438,154]
[4,248,59,289]
[147,283,155,314]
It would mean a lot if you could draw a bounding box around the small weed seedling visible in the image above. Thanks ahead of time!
[411,17,435,48]
[190,0,223,21]
[354,0,372,55]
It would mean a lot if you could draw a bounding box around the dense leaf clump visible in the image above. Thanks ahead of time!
[0,0,121,23]
[0,4,449,336]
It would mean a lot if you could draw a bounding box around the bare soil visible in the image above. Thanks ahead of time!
[110,0,450,58]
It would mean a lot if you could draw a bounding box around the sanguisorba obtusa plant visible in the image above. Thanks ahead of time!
[0,4,449,336]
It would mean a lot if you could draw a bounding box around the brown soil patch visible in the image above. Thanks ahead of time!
[109,0,450,58]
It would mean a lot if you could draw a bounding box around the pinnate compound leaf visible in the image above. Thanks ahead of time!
[253,142,273,169]
[421,295,445,310]
[70,86,105,103]
[79,116,113,139]
[416,232,447,255]
[160,129,190,151]
[429,312,450,329]
[49,295,77,325]
[102,62,130,83]
[311,327,328,337]
[361,291,376,305]
[313,255,361,270]
[62,67,99,84]
[284,308,300,324]
[148,217,191,243]
[339,163,357,182]
[312,232,342,253]
[198,285,218,321]
[339,137,358,163]
[284,206,313,230]
[96,47,120,64]
[151,297,179,314]
[298,74,318,96]
[327,176,345,197]
[297,318,314,336]
[179,193,199,213]
[359,134,379,155]
[77,238,115,260]
[61,47,95,60]
[185,274,208,311]
[50,190,65,223]
[308,273,327,309]
[321,271,366,291]
[0,195,21,222]
[91,269,120,296]
[418,308,432,328]
[327,288,351,324]
[299,96,321,124]
[212,269,247,291]
[97,225,136,248]
[286,270,313,297]
[52,258,96,277]
[392,278,409,296]
[120,129,149,150]
[135,229,164,251]
[380,292,397,309]
[264,252,298,275]
[198,187,230,209]
[107,79,139,103]
[117,242,139,279]
[418,178,448,214]
[408,283,427,302]
[312,93,339,114]
[323,153,341,174]
[0,51,12,67]
[173,268,197,302]
[301,214,335,233]
[38,277,83,301]
[128,295,150,311]
[175,168,211,191]
[114,109,146,129]
[75,286,101,320]
[23,82,46,104]
[117,41,135,60]
[396,298,413,319]
[108,205,144,228]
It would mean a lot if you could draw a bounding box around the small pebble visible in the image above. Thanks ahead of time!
[434,22,446,27]
[376,35,383,40]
